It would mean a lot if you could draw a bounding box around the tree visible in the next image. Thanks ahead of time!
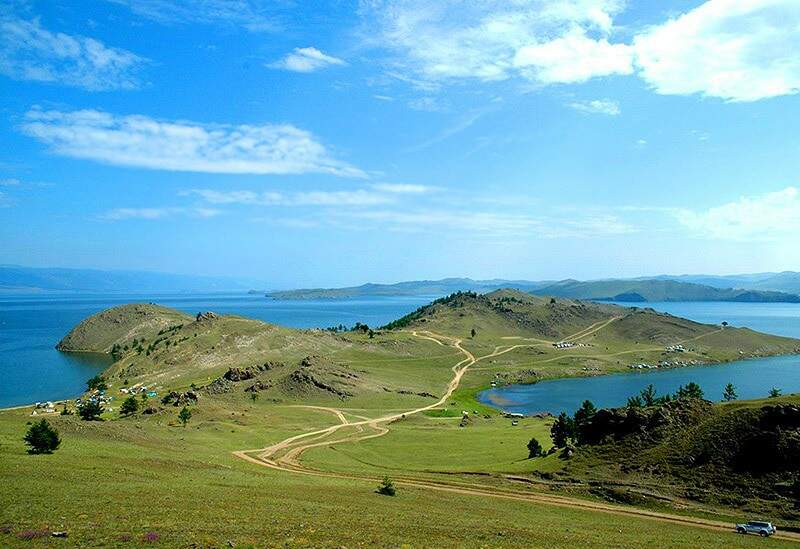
[120,396,139,416]
[640,384,658,407]
[178,406,192,427]
[470,328,477,338]
[60,403,72,416]
[550,412,575,448]
[573,400,597,444]
[77,401,104,421]
[87,375,107,392]
[527,437,544,458]
[377,476,396,496]
[675,382,704,400]
[250,392,258,404]
[721,321,728,327]
[769,387,782,398]
[723,383,738,402]
[24,419,61,454]
[626,395,643,409]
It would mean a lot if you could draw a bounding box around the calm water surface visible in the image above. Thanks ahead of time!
[0,292,436,407]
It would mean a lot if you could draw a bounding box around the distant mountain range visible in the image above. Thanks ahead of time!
[0,265,266,293]
[267,273,800,303]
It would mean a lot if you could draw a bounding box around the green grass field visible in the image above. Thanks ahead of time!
[3,291,799,546]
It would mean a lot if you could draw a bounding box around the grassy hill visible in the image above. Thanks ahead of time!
[3,290,800,546]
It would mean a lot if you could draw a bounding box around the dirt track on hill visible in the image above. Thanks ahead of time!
[233,327,800,544]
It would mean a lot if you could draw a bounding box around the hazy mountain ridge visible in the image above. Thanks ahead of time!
[0,265,265,293]
[269,275,800,303]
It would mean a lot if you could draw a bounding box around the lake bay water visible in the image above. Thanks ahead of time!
[1,294,799,409]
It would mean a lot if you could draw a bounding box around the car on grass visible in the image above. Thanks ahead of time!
[735,521,776,537]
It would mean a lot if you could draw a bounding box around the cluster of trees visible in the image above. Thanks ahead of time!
[86,375,107,392]
[325,322,375,338]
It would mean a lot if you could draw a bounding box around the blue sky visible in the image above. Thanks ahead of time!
[1,0,799,288]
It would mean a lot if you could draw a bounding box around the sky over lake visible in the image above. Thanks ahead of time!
[1,0,799,287]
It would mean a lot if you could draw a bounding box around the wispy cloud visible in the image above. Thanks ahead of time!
[100,207,222,221]
[0,178,21,186]
[269,47,346,73]
[567,98,620,116]
[0,17,147,90]
[0,190,11,207]
[184,188,395,206]
[360,0,629,86]
[371,183,437,194]
[106,0,281,32]
[676,186,800,241]
[20,108,365,177]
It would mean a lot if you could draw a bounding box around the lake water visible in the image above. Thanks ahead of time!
[0,293,435,408]
[478,301,800,415]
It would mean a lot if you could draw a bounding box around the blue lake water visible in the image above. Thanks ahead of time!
[479,301,800,415]
[0,292,436,408]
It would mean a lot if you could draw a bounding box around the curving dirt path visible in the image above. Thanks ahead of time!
[233,328,800,544]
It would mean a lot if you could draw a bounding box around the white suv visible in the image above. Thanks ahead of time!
[736,521,776,537]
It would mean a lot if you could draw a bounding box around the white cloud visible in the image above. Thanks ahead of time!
[514,28,633,84]
[677,187,800,240]
[0,178,21,186]
[371,183,436,194]
[0,190,10,207]
[567,98,620,115]
[269,47,346,73]
[0,18,147,90]
[106,0,280,31]
[407,96,447,112]
[186,188,394,206]
[360,0,628,85]
[21,108,364,177]
[633,0,800,102]
[100,207,222,220]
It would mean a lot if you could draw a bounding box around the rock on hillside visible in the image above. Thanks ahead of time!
[57,303,191,353]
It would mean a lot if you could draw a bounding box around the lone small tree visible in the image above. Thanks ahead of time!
[527,437,544,458]
[120,396,139,416]
[377,476,396,496]
[470,328,477,338]
[769,387,782,398]
[550,412,574,448]
[723,383,738,402]
[24,419,61,454]
[178,406,192,427]
[77,401,104,421]
[250,392,258,404]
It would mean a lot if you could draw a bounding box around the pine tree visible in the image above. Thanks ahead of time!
[24,419,61,454]
[723,383,738,402]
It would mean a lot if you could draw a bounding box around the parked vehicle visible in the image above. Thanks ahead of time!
[735,521,776,537]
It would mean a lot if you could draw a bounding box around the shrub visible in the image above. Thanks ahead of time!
[769,387,782,398]
[120,396,139,416]
[142,531,160,543]
[675,382,704,400]
[24,419,61,454]
[377,476,396,496]
[527,437,544,458]
[77,401,104,421]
